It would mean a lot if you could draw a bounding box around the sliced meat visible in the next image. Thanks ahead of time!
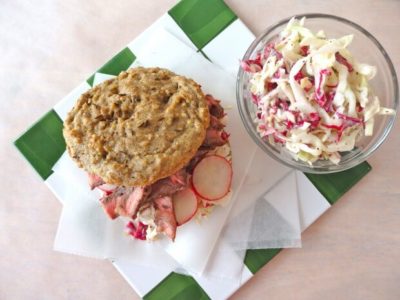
[120,187,146,216]
[148,169,188,201]
[101,194,119,219]
[88,173,105,190]
[186,149,208,174]
[201,95,228,150]
[169,168,188,186]
[210,115,225,130]
[200,128,229,150]
[100,186,148,219]
[205,94,224,118]
[154,196,177,241]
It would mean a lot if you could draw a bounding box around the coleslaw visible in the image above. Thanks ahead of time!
[241,17,395,164]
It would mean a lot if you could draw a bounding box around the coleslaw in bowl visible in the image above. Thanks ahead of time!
[237,14,398,173]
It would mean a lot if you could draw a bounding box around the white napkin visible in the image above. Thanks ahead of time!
[222,171,301,250]
[204,166,301,281]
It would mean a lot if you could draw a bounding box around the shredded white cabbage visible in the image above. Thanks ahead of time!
[244,17,395,164]
[137,206,158,241]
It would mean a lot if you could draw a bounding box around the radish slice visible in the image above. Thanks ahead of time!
[192,155,232,201]
[201,190,232,207]
[173,188,198,226]
[97,184,117,193]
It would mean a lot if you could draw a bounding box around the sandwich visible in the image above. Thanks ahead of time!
[63,67,232,241]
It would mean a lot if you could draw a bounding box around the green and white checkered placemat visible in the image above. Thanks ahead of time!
[14,0,371,298]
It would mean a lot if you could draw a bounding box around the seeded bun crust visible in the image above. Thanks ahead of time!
[63,67,210,186]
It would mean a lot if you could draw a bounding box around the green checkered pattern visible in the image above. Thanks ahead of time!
[14,0,371,298]
[14,110,65,180]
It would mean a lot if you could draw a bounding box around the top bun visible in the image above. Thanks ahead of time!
[63,67,210,186]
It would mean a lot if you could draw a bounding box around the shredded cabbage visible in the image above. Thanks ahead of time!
[243,17,395,164]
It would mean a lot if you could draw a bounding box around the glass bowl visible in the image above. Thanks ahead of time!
[236,14,398,174]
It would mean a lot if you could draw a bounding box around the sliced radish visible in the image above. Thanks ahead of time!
[192,155,232,201]
[201,190,232,207]
[173,188,198,226]
[97,184,117,193]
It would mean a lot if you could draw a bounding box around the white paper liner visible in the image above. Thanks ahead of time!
[222,171,301,250]
[202,159,301,281]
